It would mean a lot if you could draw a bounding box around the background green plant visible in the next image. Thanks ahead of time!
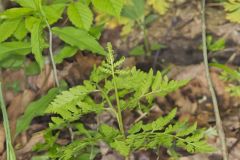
[211,63,240,97]
[0,0,171,71]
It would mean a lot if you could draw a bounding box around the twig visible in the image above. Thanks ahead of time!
[0,82,16,160]
[201,1,228,160]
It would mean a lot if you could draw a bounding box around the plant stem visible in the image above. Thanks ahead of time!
[110,59,125,136]
[201,1,228,160]
[0,82,16,160]
[40,4,59,87]
[137,19,151,56]
[143,27,151,56]
[45,19,60,87]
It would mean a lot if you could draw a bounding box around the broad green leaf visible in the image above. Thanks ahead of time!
[42,3,66,25]
[67,2,93,30]
[129,45,145,56]
[0,8,33,19]
[92,0,124,17]
[54,46,78,64]
[13,19,28,40]
[150,42,166,51]
[52,0,71,3]
[33,0,42,11]
[0,18,21,42]
[13,0,36,9]
[16,88,59,135]
[122,0,145,20]
[29,18,45,69]
[52,27,106,55]
[0,41,31,61]
[147,0,170,15]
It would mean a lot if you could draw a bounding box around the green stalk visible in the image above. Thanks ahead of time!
[143,27,151,56]
[0,82,16,160]
[138,19,151,56]
[111,64,125,136]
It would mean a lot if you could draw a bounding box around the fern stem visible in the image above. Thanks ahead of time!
[201,1,228,160]
[0,82,16,160]
[110,59,125,136]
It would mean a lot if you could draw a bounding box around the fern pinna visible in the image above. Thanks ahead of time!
[42,43,214,159]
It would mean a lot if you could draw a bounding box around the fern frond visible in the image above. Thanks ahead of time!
[45,83,103,127]
[125,109,214,155]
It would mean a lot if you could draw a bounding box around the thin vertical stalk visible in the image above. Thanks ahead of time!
[111,63,125,136]
[0,82,16,160]
[45,19,60,87]
[143,27,151,56]
[201,1,228,160]
[39,4,60,87]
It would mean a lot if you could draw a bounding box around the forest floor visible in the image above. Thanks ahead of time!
[1,1,240,160]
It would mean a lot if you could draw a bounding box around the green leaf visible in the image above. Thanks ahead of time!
[0,8,33,19]
[99,124,120,141]
[0,41,31,61]
[128,121,143,134]
[110,140,130,157]
[54,46,78,64]
[129,45,145,56]
[52,27,106,55]
[176,123,197,137]
[92,0,124,17]
[122,0,145,20]
[67,2,93,30]
[13,19,28,40]
[150,42,166,51]
[13,0,36,9]
[0,18,21,42]
[29,18,45,69]
[42,3,66,25]
[16,88,59,135]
